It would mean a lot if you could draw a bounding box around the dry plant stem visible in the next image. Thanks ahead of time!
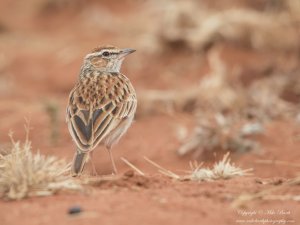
[121,157,145,176]
[263,195,300,201]
[255,159,300,168]
[232,176,300,208]
[189,161,203,171]
[143,157,181,179]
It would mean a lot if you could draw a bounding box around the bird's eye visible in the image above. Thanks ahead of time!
[102,51,110,57]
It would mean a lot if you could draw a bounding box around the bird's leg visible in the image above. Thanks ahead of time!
[107,147,118,175]
[89,151,98,176]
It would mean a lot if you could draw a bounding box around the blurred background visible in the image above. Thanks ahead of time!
[0,0,299,176]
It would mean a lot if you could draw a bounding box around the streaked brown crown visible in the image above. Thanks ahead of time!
[92,45,118,53]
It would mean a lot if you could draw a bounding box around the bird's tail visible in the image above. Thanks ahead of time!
[71,151,88,176]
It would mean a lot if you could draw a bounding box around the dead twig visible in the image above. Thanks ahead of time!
[255,159,300,168]
[143,157,181,179]
[232,176,300,208]
[121,157,145,176]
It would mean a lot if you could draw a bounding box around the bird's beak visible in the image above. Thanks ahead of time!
[119,48,136,58]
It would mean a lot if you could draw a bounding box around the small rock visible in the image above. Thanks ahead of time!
[254,178,263,184]
[68,206,82,215]
[124,170,135,178]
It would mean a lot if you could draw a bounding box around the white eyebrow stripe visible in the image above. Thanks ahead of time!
[85,52,102,58]
[85,50,119,59]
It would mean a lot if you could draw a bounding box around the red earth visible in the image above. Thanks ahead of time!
[0,1,299,225]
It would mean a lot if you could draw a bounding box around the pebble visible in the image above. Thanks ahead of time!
[68,206,82,215]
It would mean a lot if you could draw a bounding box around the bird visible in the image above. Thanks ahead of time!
[66,45,137,176]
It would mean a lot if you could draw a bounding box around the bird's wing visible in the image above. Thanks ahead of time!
[66,74,137,152]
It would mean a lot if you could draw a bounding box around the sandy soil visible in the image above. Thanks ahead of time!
[0,0,299,225]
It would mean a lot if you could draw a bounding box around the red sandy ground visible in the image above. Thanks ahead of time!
[0,1,299,225]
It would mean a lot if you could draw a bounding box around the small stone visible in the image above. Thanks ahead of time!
[124,170,135,178]
[254,178,263,184]
[68,206,82,215]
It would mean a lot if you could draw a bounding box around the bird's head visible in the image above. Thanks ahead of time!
[84,45,136,72]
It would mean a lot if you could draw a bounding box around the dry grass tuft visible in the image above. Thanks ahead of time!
[190,153,253,181]
[175,51,297,156]
[177,113,263,156]
[0,128,81,200]
[156,0,300,51]
[144,153,252,181]
[138,48,298,157]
